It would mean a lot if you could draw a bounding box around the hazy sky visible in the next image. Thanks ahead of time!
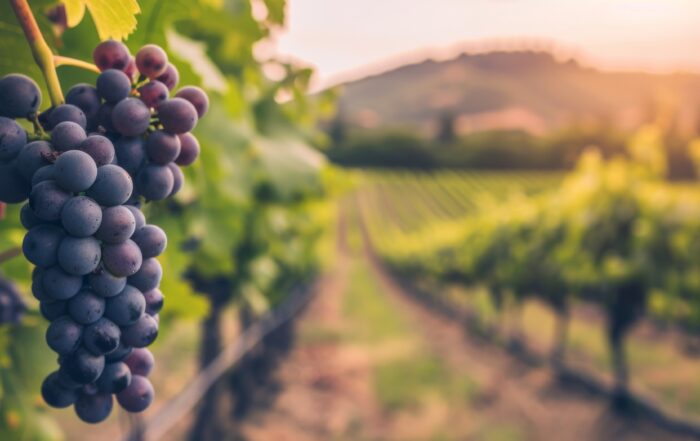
[272,0,700,87]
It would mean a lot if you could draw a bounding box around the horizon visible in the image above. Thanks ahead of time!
[271,0,700,89]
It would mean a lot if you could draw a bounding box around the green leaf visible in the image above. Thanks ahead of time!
[61,0,141,41]
[263,0,285,25]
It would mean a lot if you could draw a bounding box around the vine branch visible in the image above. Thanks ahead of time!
[0,248,22,265]
[9,0,64,106]
[54,55,100,74]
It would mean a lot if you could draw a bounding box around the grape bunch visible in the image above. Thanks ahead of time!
[0,40,207,423]
[0,276,26,324]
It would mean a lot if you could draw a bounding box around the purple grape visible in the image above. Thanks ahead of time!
[48,104,87,129]
[60,347,105,384]
[143,289,164,316]
[42,372,78,408]
[96,206,136,244]
[31,164,54,186]
[97,69,132,103]
[131,225,167,258]
[74,393,113,423]
[40,299,67,321]
[105,342,133,362]
[138,80,169,108]
[105,285,145,326]
[175,133,200,166]
[98,103,116,132]
[89,267,127,298]
[84,318,121,355]
[57,236,101,276]
[16,140,52,181]
[42,266,82,300]
[79,135,115,166]
[175,86,209,118]
[168,163,184,196]
[22,224,65,268]
[121,314,158,348]
[156,63,179,90]
[0,163,31,204]
[86,165,133,207]
[114,136,146,175]
[67,289,106,324]
[102,240,143,277]
[116,375,153,412]
[135,45,168,78]
[54,150,98,192]
[0,116,27,161]
[137,164,174,201]
[124,348,154,376]
[96,361,131,393]
[128,258,162,292]
[112,97,151,137]
[93,40,131,72]
[45,316,82,355]
[0,74,41,119]
[61,196,103,237]
[51,121,87,152]
[127,205,146,230]
[145,130,180,164]
[66,84,100,130]
[157,98,197,134]
[29,180,71,221]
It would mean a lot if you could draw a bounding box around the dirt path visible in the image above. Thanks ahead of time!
[239,205,699,441]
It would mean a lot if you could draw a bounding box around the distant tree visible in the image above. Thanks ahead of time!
[329,113,347,145]
[436,111,457,145]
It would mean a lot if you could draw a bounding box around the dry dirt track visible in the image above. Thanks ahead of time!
[237,207,699,441]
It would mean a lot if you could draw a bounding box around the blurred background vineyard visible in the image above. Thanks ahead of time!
[3,0,700,440]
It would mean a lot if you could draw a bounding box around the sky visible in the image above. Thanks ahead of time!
[270,0,700,88]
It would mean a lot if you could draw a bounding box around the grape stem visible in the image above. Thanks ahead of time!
[54,56,100,74]
[9,0,65,106]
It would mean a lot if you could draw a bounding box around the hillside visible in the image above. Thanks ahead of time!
[335,51,700,135]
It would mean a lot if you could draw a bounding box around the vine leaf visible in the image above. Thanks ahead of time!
[61,0,141,41]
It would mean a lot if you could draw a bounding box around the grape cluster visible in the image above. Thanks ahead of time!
[0,40,207,423]
[0,276,26,324]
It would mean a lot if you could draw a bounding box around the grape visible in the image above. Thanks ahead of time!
[98,103,116,132]
[66,84,100,131]
[31,164,54,186]
[105,285,145,326]
[175,133,200,166]
[0,163,31,204]
[97,69,132,103]
[93,40,131,72]
[0,116,27,161]
[75,393,113,424]
[124,56,137,81]
[58,236,101,276]
[96,206,136,244]
[87,165,133,206]
[102,240,143,277]
[121,314,158,348]
[68,289,106,324]
[155,62,179,89]
[131,225,167,258]
[114,136,146,175]
[40,300,67,321]
[22,224,65,268]
[16,140,52,181]
[84,318,121,355]
[112,98,151,137]
[61,196,103,237]
[51,121,87,152]
[42,266,82,300]
[157,98,197,134]
[45,316,82,355]
[55,150,98,192]
[137,165,174,201]
[61,347,105,384]
[0,278,26,324]
[105,342,133,362]
[49,104,87,129]
[145,130,180,164]
[135,45,168,78]
[79,135,115,166]
[124,348,154,376]
[128,258,162,292]
[89,268,127,298]
[143,289,164,316]
[138,80,168,108]
[30,180,71,221]
[96,362,131,394]
[42,372,79,408]
[32,268,48,301]
[168,163,184,196]
[117,375,153,413]
[0,74,41,118]
[127,206,146,230]
[175,86,209,118]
